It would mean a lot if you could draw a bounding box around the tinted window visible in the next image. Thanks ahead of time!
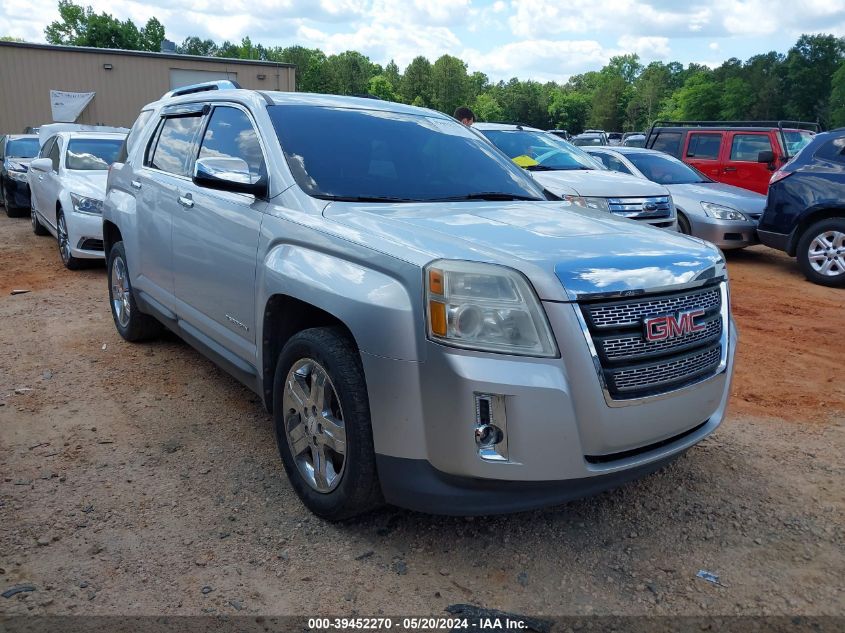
[730,134,772,161]
[198,107,265,179]
[118,109,154,163]
[66,138,124,170]
[39,137,55,159]
[149,115,204,176]
[571,135,604,146]
[650,132,682,156]
[625,152,710,185]
[6,138,40,158]
[815,137,845,163]
[686,133,721,160]
[268,106,544,202]
[48,138,61,171]
[591,151,632,174]
[783,130,814,156]
[481,129,599,171]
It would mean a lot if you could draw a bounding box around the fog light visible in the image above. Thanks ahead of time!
[474,393,508,462]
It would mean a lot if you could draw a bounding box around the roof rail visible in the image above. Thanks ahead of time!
[161,80,242,100]
[648,119,821,132]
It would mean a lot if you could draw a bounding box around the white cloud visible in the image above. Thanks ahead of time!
[616,35,671,59]
[463,39,609,83]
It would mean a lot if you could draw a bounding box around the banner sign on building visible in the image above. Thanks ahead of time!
[50,90,96,122]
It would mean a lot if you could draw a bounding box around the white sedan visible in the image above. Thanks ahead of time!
[28,131,126,269]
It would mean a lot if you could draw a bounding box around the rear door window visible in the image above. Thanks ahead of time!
[147,115,205,176]
[650,132,682,157]
[686,133,722,160]
[730,134,773,162]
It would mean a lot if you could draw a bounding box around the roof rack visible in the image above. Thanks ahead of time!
[161,80,242,100]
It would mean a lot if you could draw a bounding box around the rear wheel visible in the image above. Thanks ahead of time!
[273,327,382,520]
[31,207,48,235]
[107,241,162,341]
[796,218,845,288]
[57,210,82,269]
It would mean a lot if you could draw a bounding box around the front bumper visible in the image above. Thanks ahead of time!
[687,214,759,249]
[362,303,736,515]
[2,177,31,209]
[66,210,105,260]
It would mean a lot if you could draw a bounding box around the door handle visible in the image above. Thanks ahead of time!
[178,194,194,208]
[130,180,142,190]
[723,167,737,172]
[38,175,44,181]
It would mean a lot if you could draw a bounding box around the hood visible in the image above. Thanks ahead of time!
[531,168,669,198]
[322,200,725,301]
[5,157,33,169]
[665,181,766,216]
[63,170,109,200]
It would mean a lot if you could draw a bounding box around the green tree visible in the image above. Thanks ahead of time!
[431,54,469,115]
[548,89,590,133]
[589,73,628,130]
[178,36,218,56]
[663,71,722,120]
[139,17,165,52]
[324,50,375,95]
[720,76,755,120]
[401,56,433,106]
[272,45,327,92]
[472,93,504,122]
[44,0,165,50]
[784,34,845,124]
[383,60,401,91]
[829,62,845,128]
[368,74,399,101]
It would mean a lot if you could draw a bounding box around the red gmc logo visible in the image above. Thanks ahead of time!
[644,309,706,342]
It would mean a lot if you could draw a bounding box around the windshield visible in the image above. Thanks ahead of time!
[782,131,814,156]
[6,138,39,158]
[66,138,124,170]
[480,129,599,171]
[267,106,545,202]
[572,136,604,146]
[625,152,711,185]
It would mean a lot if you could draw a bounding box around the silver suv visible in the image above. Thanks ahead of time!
[103,83,737,519]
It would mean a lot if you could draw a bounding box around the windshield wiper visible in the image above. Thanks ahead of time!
[431,192,542,202]
[314,195,418,203]
[525,165,558,171]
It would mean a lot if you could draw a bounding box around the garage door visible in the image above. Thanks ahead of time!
[169,68,238,89]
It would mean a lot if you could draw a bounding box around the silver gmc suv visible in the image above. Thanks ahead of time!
[103,82,736,520]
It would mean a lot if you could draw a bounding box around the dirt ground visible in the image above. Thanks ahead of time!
[0,211,842,618]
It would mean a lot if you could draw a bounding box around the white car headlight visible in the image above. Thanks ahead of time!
[7,165,28,182]
[425,260,558,357]
[701,202,747,221]
[70,193,104,215]
[563,195,610,212]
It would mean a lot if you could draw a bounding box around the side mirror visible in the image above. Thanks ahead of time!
[29,158,53,173]
[193,157,267,197]
[757,150,775,164]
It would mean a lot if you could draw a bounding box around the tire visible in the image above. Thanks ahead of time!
[56,209,82,270]
[107,241,163,341]
[273,327,382,520]
[31,207,48,235]
[796,217,845,288]
[677,211,691,235]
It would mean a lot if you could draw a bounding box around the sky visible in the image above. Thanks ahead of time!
[3,0,845,83]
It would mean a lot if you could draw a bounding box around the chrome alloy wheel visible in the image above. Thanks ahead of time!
[282,358,347,493]
[110,255,131,328]
[57,213,71,264]
[807,230,845,277]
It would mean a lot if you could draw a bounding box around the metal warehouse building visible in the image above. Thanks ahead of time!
[0,42,296,133]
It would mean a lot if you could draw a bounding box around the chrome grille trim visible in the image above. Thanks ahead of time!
[607,196,672,220]
[575,281,730,404]
[586,286,721,329]
[609,345,722,393]
[600,316,722,361]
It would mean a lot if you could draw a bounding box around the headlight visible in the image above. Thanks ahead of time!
[425,260,557,357]
[563,195,610,212]
[701,202,747,221]
[70,193,104,215]
[7,169,28,182]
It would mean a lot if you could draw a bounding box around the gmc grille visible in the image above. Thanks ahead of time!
[580,283,725,400]
[607,196,672,221]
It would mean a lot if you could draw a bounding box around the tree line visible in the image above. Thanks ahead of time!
[36,0,845,131]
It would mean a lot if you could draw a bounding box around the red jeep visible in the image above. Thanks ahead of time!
[644,121,818,194]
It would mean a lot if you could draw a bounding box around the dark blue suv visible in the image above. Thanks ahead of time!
[758,129,845,287]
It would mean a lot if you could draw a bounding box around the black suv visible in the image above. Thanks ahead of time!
[758,129,845,287]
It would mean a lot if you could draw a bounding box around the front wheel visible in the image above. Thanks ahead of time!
[107,241,162,341]
[57,210,82,269]
[273,327,382,520]
[796,218,845,288]
[676,212,691,235]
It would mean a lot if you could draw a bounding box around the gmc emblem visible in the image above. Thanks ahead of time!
[644,309,706,342]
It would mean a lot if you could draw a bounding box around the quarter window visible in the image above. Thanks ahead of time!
[686,133,721,160]
[48,138,61,171]
[197,106,265,180]
[148,115,204,176]
[730,134,773,162]
[650,132,682,156]
[814,137,845,164]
